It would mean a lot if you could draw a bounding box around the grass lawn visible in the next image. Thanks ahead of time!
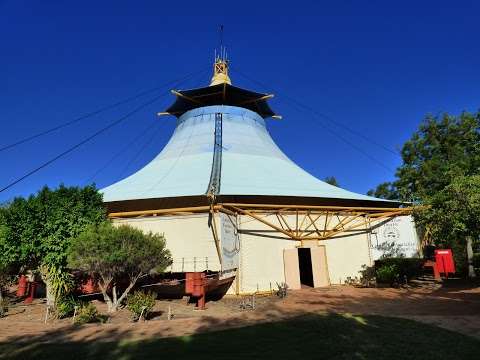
[1,313,479,359]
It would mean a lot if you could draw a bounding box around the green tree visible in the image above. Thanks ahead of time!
[367,182,398,200]
[369,111,480,274]
[68,222,172,312]
[396,112,480,201]
[0,185,105,305]
[324,176,340,187]
[414,175,480,276]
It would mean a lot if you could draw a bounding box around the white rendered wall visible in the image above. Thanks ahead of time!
[112,213,415,293]
[113,214,221,272]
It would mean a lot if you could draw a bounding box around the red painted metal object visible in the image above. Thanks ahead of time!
[423,260,441,281]
[80,277,98,294]
[185,272,207,310]
[435,249,455,277]
[24,281,37,304]
[16,275,29,297]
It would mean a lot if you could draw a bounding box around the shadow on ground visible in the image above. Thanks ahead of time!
[1,312,479,360]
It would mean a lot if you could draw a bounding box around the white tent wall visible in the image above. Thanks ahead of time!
[112,213,418,294]
[112,214,221,273]
[236,215,297,293]
[321,233,372,284]
[235,213,373,292]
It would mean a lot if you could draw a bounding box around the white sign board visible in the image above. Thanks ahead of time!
[219,213,240,279]
[370,215,419,260]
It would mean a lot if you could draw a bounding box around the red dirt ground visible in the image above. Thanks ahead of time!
[1,279,479,343]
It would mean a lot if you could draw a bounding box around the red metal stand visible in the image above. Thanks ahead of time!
[423,260,441,281]
[16,275,29,297]
[185,272,207,310]
[24,281,37,304]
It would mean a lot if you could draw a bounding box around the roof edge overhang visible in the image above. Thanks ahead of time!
[165,83,277,119]
[104,194,403,214]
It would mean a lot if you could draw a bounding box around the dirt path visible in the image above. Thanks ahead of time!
[1,280,479,343]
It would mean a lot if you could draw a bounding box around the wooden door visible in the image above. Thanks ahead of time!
[283,249,301,290]
[310,246,330,287]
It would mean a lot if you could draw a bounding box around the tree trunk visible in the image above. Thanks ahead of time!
[98,275,114,312]
[44,279,56,307]
[466,236,476,278]
[111,273,141,312]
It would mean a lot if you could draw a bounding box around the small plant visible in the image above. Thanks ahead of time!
[376,264,399,285]
[276,282,288,298]
[126,291,156,321]
[74,302,106,324]
[0,297,8,318]
[55,295,80,319]
[358,265,376,287]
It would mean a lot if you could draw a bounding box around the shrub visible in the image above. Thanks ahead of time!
[376,264,399,285]
[55,295,80,319]
[473,253,480,270]
[358,265,376,287]
[375,258,423,281]
[126,291,156,321]
[75,302,106,324]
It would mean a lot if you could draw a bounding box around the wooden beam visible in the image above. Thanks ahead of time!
[108,206,212,218]
[221,202,411,213]
[228,205,298,240]
[171,90,204,105]
[238,94,274,105]
[209,208,222,266]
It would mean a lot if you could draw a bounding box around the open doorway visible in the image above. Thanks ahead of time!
[298,248,314,287]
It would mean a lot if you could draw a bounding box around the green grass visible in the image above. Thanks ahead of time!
[1,314,479,359]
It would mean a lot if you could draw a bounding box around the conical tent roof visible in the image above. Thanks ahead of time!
[101,104,392,206]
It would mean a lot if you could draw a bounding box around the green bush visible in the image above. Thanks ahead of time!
[376,264,399,284]
[473,253,480,270]
[55,295,80,319]
[126,291,156,321]
[375,258,423,281]
[75,302,106,324]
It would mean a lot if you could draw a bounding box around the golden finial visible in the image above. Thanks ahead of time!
[210,50,231,86]
[210,26,231,86]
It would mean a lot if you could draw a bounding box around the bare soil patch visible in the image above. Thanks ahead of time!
[1,279,479,343]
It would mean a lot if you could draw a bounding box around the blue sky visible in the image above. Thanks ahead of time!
[1,1,479,202]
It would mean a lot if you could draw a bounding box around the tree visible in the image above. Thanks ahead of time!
[0,185,105,305]
[415,175,480,276]
[397,112,479,201]
[68,222,172,312]
[0,215,15,307]
[369,111,480,275]
[324,176,340,187]
[367,182,398,200]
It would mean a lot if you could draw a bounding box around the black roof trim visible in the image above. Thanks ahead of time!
[165,83,276,118]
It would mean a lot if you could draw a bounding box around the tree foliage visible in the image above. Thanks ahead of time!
[369,112,480,201]
[68,222,172,312]
[414,175,480,273]
[367,182,398,200]
[368,111,480,275]
[324,176,340,187]
[0,185,105,303]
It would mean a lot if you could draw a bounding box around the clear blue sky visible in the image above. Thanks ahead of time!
[1,1,479,202]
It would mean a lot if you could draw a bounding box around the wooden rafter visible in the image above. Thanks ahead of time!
[108,202,413,242]
[171,90,204,105]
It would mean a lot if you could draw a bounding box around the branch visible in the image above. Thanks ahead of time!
[116,271,142,306]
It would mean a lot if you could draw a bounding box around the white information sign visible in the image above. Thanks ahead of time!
[370,215,420,260]
[219,213,240,279]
